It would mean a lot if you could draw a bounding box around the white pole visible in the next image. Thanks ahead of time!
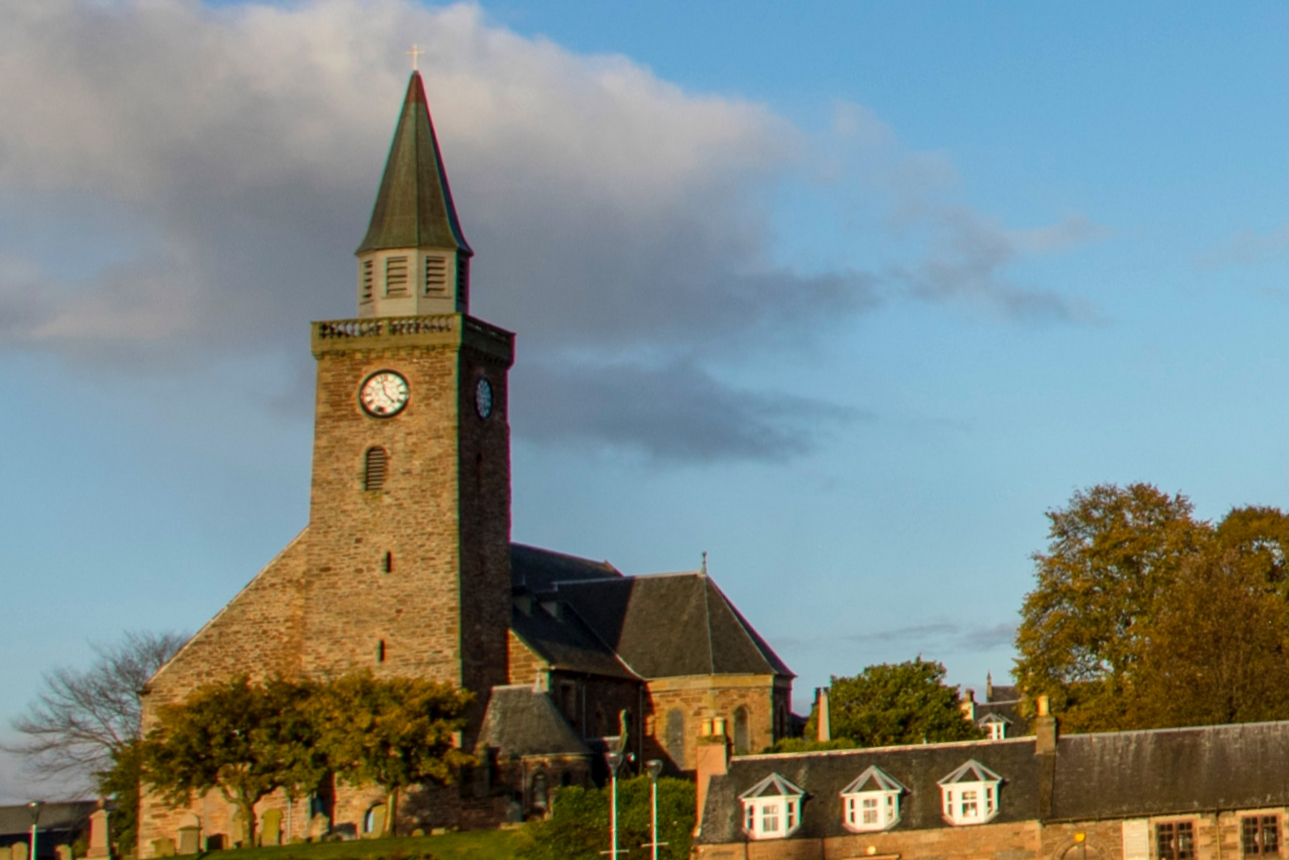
[30,820,38,860]
[610,768,618,860]
[650,778,658,860]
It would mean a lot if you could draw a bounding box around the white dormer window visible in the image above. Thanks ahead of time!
[840,765,906,832]
[740,773,804,841]
[938,760,1002,826]
[978,713,1011,741]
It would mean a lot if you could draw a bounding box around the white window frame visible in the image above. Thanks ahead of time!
[938,760,1002,826]
[840,765,906,833]
[739,773,805,841]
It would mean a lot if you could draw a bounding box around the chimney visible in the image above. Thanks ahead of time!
[695,718,730,833]
[985,671,994,702]
[1034,694,1058,754]
[960,688,976,722]
[816,687,831,742]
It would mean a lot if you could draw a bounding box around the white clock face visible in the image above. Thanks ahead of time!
[475,377,493,419]
[359,371,409,417]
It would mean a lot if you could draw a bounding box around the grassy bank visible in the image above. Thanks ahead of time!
[201,830,524,860]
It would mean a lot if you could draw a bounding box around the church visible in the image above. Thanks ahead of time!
[136,71,794,853]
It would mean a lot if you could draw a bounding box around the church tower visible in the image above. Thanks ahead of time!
[302,72,513,729]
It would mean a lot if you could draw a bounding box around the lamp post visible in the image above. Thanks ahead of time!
[600,751,625,860]
[642,760,669,860]
[27,801,43,860]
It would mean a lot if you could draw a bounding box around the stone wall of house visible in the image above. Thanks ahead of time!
[646,675,778,771]
[506,630,549,686]
[694,818,1042,860]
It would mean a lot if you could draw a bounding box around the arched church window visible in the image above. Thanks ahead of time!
[734,706,750,754]
[364,447,388,491]
[665,709,685,765]
[531,771,549,813]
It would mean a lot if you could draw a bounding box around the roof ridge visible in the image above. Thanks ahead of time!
[702,569,716,675]
[734,735,1035,762]
[704,576,794,678]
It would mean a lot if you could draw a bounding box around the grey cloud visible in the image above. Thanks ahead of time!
[0,0,1097,462]
[514,359,863,462]
[1195,223,1289,269]
[824,619,1016,653]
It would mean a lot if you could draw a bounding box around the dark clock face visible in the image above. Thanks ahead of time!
[359,370,409,417]
[475,377,493,419]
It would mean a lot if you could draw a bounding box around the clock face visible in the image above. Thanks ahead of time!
[359,371,409,417]
[475,377,494,419]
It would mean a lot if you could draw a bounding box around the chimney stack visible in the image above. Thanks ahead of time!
[695,718,730,833]
[816,687,831,742]
[1034,694,1058,754]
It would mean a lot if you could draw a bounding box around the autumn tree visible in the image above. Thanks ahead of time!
[804,659,981,748]
[139,676,311,847]
[1013,483,1210,732]
[314,672,474,837]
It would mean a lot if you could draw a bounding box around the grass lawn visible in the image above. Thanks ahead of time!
[202,830,525,860]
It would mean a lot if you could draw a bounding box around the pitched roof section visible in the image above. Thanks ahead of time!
[840,765,907,795]
[510,543,621,593]
[740,773,805,799]
[939,759,1002,785]
[478,685,591,758]
[356,72,471,256]
[510,601,638,680]
[554,573,794,679]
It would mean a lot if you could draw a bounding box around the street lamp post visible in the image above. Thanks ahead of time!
[27,801,43,860]
[642,760,669,860]
[601,751,625,860]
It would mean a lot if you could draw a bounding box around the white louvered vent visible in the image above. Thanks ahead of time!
[385,256,409,296]
[360,259,374,302]
[424,255,448,294]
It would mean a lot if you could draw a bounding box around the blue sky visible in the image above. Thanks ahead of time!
[6,0,1289,799]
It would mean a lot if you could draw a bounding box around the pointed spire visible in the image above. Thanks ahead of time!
[357,72,471,257]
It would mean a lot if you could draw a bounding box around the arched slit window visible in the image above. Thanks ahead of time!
[364,447,388,491]
[734,706,750,754]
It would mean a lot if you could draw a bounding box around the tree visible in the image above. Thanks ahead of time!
[1126,549,1289,728]
[1014,483,1210,732]
[518,776,694,860]
[139,676,307,847]
[5,630,187,857]
[314,672,474,837]
[808,659,982,747]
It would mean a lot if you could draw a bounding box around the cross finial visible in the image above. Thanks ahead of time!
[407,43,424,71]
[701,551,708,575]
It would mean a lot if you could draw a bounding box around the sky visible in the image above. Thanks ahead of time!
[6,0,1289,800]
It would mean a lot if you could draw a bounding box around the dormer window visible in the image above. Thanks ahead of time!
[840,765,906,832]
[978,713,1011,741]
[938,760,1002,826]
[740,773,804,841]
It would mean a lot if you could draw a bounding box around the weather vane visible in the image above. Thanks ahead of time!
[407,43,424,71]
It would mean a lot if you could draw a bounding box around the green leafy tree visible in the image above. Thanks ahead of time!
[1126,549,1289,728]
[139,676,306,846]
[518,776,694,860]
[314,671,474,837]
[806,658,982,747]
[1014,483,1210,732]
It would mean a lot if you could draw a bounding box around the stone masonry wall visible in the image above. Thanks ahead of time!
[505,630,549,686]
[647,675,777,772]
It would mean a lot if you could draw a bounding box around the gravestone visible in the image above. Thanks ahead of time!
[176,827,200,856]
[229,810,247,848]
[11,841,28,860]
[307,813,330,842]
[260,809,282,847]
[86,809,111,860]
[365,806,386,839]
[150,838,175,858]
[56,845,73,860]
[202,835,224,852]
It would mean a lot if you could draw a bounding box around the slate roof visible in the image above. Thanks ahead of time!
[510,544,621,594]
[478,685,592,758]
[0,802,95,837]
[509,600,638,680]
[356,72,471,256]
[699,719,1289,844]
[554,573,794,680]
[976,700,1026,733]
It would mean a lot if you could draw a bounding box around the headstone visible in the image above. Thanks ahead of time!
[260,809,282,847]
[365,806,386,839]
[150,839,175,858]
[176,828,200,856]
[86,810,111,860]
[202,835,224,853]
[229,810,247,848]
[56,845,74,860]
[11,842,29,860]
[307,813,330,842]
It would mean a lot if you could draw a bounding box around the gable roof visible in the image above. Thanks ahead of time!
[478,684,591,758]
[509,600,638,680]
[510,544,621,594]
[840,765,907,795]
[553,572,793,679]
[939,759,1002,785]
[356,71,471,256]
[740,773,804,800]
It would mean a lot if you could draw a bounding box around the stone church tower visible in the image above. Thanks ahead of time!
[303,71,512,723]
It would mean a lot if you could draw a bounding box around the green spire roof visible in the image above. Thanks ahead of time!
[356,71,472,256]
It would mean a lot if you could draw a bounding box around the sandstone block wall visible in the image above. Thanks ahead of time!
[647,675,778,771]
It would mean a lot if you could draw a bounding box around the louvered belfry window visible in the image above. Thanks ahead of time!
[424,255,448,294]
[360,259,374,301]
[364,447,388,491]
[385,256,409,296]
